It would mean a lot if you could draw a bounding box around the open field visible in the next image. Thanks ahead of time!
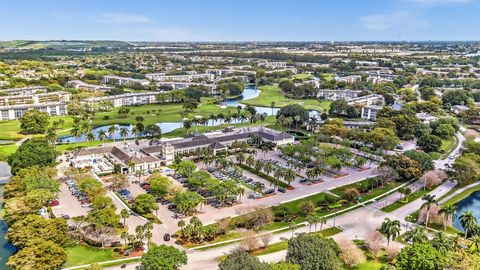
[64,245,117,268]
[241,85,331,112]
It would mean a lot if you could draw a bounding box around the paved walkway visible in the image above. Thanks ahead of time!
[439,181,480,204]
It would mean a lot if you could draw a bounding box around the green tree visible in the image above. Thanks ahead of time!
[6,215,68,248]
[286,233,342,270]
[219,251,268,270]
[395,243,446,270]
[173,191,204,215]
[460,211,478,239]
[120,209,130,227]
[417,134,442,153]
[8,140,57,175]
[421,194,438,227]
[177,160,197,177]
[269,262,300,270]
[7,239,67,270]
[148,173,172,198]
[403,226,428,245]
[19,109,50,134]
[378,218,401,247]
[141,244,187,270]
[134,194,157,215]
[404,150,434,172]
[438,203,457,232]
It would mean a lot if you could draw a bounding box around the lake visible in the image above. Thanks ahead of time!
[452,191,480,232]
[59,86,320,143]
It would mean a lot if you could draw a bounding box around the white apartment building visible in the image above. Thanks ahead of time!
[335,75,362,84]
[0,102,68,120]
[0,86,46,96]
[361,105,382,121]
[146,73,215,82]
[317,89,362,101]
[206,69,256,76]
[82,92,160,108]
[347,94,385,106]
[102,75,150,86]
[258,61,287,68]
[67,80,113,92]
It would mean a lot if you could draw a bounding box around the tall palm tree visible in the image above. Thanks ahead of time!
[119,127,128,143]
[379,218,401,247]
[71,125,82,142]
[98,129,107,143]
[283,168,296,186]
[306,169,316,181]
[263,161,274,176]
[235,152,245,165]
[245,155,255,168]
[108,125,118,143]
[318,216,327,231]
[306,215,315,232]
[421,194,438,227]
[131,126,139,140]
[438,203,457,232]
[45,127,57,146]
[183,119,192,134]
[273,168,284,190]
[404,226,427,245]
[86,131,95,147]
[460,211,478,239]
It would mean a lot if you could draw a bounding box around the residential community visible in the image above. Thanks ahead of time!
[2,2,480,270]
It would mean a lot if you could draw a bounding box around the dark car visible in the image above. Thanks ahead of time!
[277,187,286,193]
[299,178,309,183]
[265,189,275,194]
[164,233,171,241]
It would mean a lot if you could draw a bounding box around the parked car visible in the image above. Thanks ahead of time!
[265,189,275,194]
[163,233,171,241]
[277,187,286,193]
[49,200,59,207]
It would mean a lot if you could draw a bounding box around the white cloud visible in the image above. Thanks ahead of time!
[96,13,152,24]
[361,11,428,31]
[406,0,474,6]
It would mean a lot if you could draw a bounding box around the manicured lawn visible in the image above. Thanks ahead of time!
[241,85,331,112]
[319,73,336,81]
[0,144,17,155]
[279,192,333,214]
[330,178,402,202]
[64,244,117,268]
[254,227,342,256]
[354,260,385,270]
[441,184,480,206]
[382,187,432,213]
[291,73,314,80]
[441,137,454,152]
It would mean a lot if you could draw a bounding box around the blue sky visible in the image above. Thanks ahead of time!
[1,0,479,41]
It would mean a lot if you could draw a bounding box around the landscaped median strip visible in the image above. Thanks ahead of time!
[63,257,141,270]
[188,179,416,251]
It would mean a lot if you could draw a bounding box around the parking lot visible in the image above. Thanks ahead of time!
[52,182,90,218]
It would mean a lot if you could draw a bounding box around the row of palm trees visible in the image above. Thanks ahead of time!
[234,152,296,188]
[182,111,268,133]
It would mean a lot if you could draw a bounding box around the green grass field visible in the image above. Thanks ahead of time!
[354,261,385,270]
[241,85,331,112]
[64,245,117,268]
[291,73,314,80]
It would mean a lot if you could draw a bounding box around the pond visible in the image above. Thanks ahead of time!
[452,191,480,232]
[59,85,320,143]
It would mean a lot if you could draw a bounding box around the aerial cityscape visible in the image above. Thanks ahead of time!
[2,0,480,270]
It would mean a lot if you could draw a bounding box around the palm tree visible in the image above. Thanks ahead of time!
[270,101,275,116]
[108,125,118,143]
[120,209,129,227]
[379,218,401,247]
[460,211,478,239]
[254,160,263,173]
[131,126,139,140]
[289,221,296,238]
[273,168,284,190]
[235,152,245,165]
[134,170,144,182]
[438,203,457,232]
[306,215,315,232]
[470,235,480,251]
[71,125,82,141]
[318,216,327,231]
[45,127,57,146]
[183,119,192,134]
[98,129,107,143]
[263,162,274,176]
[245,155,255,168]
[421,194,438,227]
[119,127,128,143]
[404,226,427,245]
[306,169,316,181]
[283,168,296,186]
[86,132,95,147]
